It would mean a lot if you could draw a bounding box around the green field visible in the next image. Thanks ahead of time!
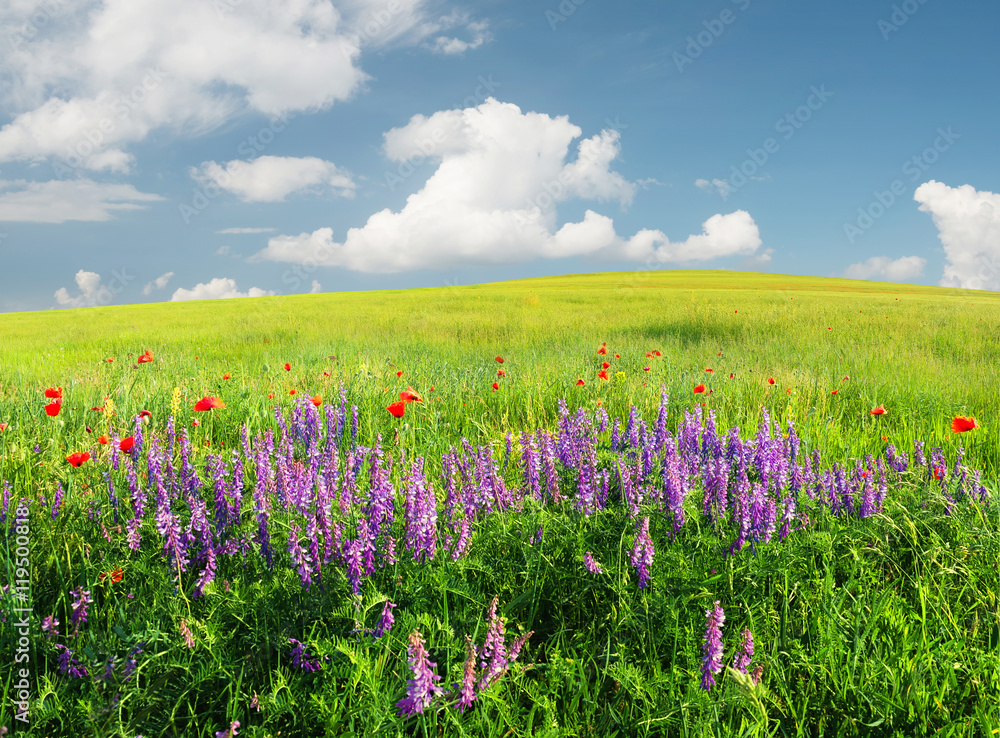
[0,270,997,737]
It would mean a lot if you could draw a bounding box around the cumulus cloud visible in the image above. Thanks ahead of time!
[252,98,764,273]
[54,270,113,308]
[914,180,1000,291]
[843,256,927,282]
[191,156,356,202]
[171,277,275,302]
[425,16,491,55]
[142,271,174,296]
[310,280,323,293]
[217,227,276,234]
[0,178,163,222]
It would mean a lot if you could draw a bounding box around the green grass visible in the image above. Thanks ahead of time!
[0,269,997,737]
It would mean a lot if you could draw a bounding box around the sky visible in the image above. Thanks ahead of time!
[0,0,998,312]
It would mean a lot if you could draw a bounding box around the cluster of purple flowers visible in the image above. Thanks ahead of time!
[288,638,323,672]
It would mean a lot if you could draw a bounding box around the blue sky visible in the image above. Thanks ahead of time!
[1,0,997,311]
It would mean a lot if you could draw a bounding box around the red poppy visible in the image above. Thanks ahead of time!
[138,350,154,364]
[119,436,135,452]
[267,394,274,399]
[139,410,152,419]
[729,373,735,379]
[323,371,331,377]
[646,352,653,358]
[90,406,104,412]
[602,361,610,369]
[705,368,713,373]
[400,387,423,403]
[106,357,114,363]
[717,352,722,356]
[45,401,61,417]
[597,370,609,380]
[492,382,500,391]
[86,426,93,434]
[694,384,706,394]
[786,388,792,395]
[284,363,291,371]
[597,345,607,355]
[843,376,850,381]
[192,419,200,427]
[66,452,90,467]
[430,386,435,392]
[933,466,945,481]
[951,416,978,433]
[223,373,231,380]
[831,390,838,395]
[311,395,323,407]
[289,389,297,395]
[576,379,585,386]
[870,406,886,416]
[98,435,109,444]
[396,371,403,377]
[827,327,832,331]
[44,387,63,399]
[387,401,406,418]
[0,422,7,432]
[193,397,226,411]
[767,377,775,385]
[495,356,505,363]
[99,568,123,583]
[614,354,620,359]
[653,351,661,357]
[497,369,506,377]
[643,367,650,372]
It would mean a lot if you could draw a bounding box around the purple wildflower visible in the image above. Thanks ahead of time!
[583,551,603,575]
[286,521,314,590]
[180,619,195,649]
[41,615,60,638]
[288,638,322,672]
[455,634,478,713]
[700,601,725,691]
[396,630,444,716]
[629,517,655,589]
[122,643,144,681]
[69,587,92,636]
[478,597,508,690]
[214,720,240,738]
[56,644,88,678]
[374,600,396,638]
[51,483,64,520]
[733,627,754,674]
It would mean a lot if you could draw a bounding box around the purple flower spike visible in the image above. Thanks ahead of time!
[733,627,754,674]
[396,630,444,716]
[583,551,603,575]
[69,587,92,637]
[478,597,508,691]
[55,644,88,679]
[214,720,240,738]
[700,601,725,691]
[629,517,655,589]
[374,600,396,638]
[288,638,322,672]
[455,635,478,713]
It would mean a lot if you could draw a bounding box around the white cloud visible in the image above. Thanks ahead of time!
[914,180,1000,291]
[426,17,490,55]
[0,178,163,222]
[843,255,927,282]
[216,227,276,234]
[190,156,355,202]
[54,270,112,308]
[310,280,322,293]
[253,99,761,273]
[695,178,733,198]
[171,277,275,302]
[142,271,174,296]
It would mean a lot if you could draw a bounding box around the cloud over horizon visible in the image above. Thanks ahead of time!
[252,99,763,273]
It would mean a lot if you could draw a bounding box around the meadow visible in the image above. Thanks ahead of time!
[0,269,997,737]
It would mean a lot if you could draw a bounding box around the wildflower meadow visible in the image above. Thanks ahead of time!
[0,270,997,737]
